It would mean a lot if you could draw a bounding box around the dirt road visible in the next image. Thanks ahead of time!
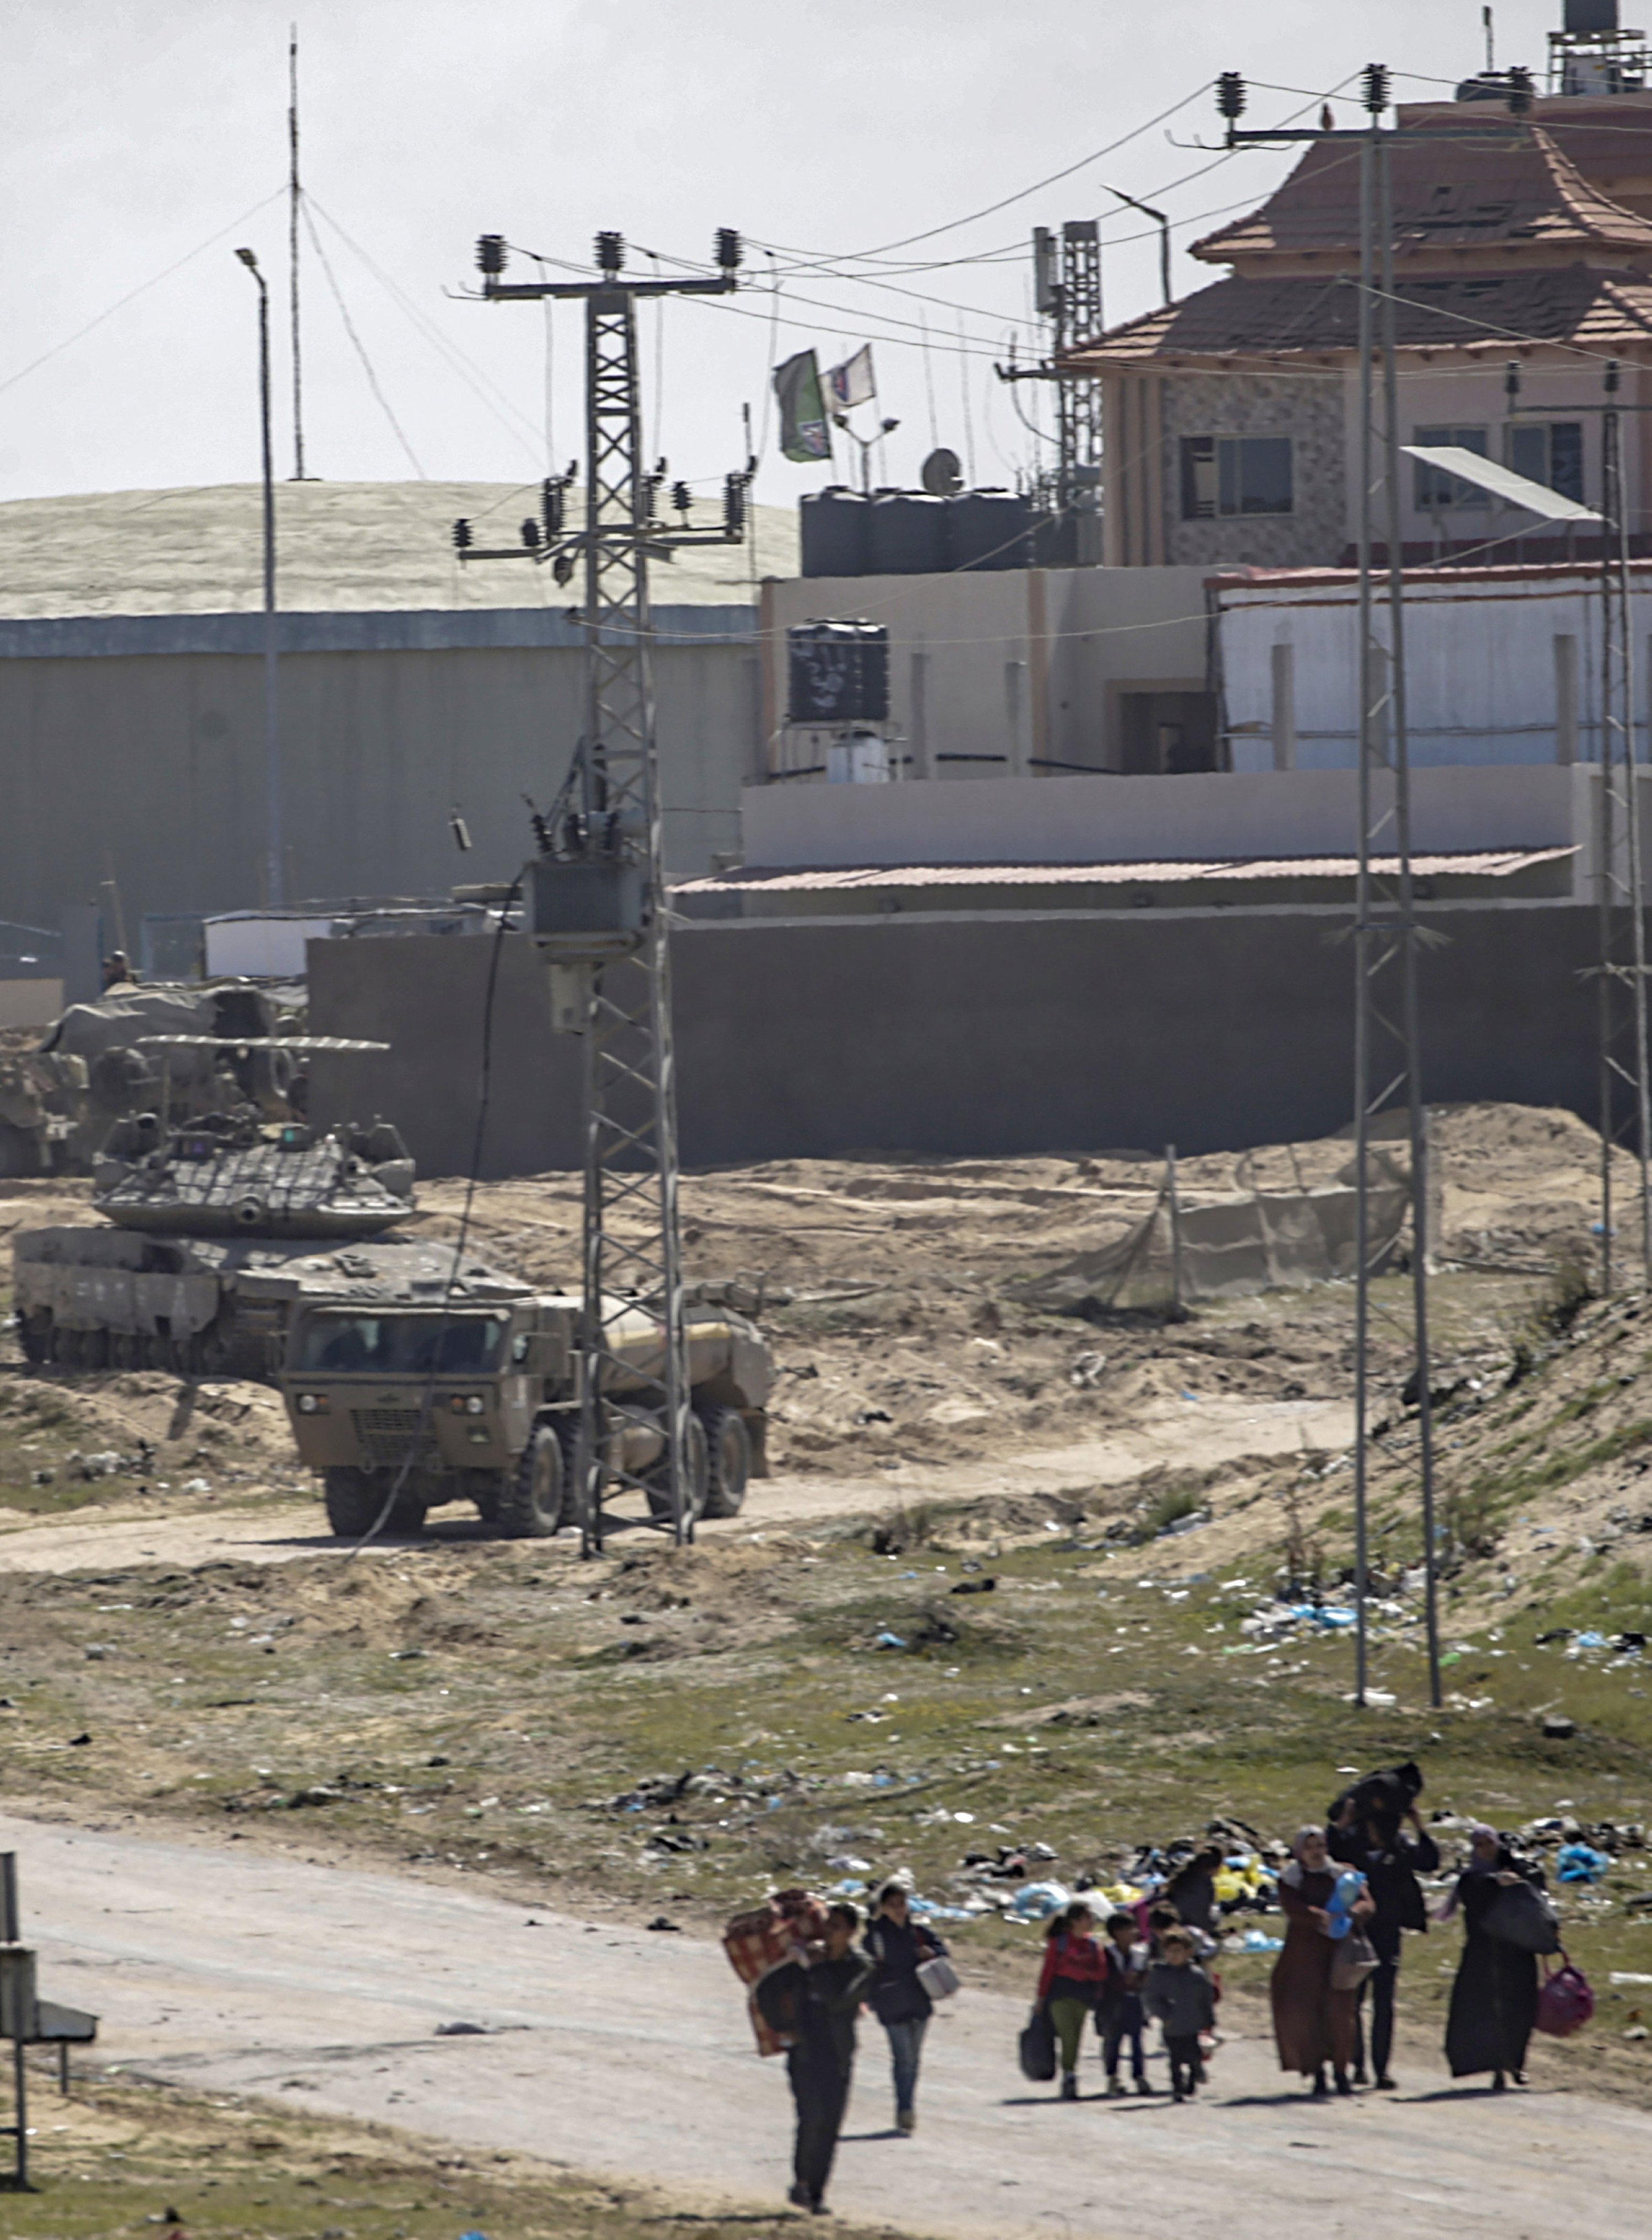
[5,1809,1644,2240]
[0,1392,1350,1575]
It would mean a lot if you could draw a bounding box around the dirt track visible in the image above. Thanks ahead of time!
[7,1807,1646,2240]
[0,1390,1351,1574]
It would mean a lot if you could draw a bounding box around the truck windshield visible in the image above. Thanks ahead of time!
[294,1314,506,1375]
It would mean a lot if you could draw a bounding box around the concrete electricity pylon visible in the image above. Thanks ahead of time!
[457,226,748,1552]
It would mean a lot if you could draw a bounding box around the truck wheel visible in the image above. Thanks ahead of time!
[497,1422,570,1538]
[697,1406,752,1518]
[323,1466,380,1538]
[644,1412,710,1525]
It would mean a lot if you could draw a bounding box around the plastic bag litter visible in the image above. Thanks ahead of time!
[1008,1880,1073,1920]
[1557,1841,1613,1884]
[1236,1927,1285,1952]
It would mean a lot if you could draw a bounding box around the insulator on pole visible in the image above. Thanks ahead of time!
[1607,357,1622,395]
[452,518,473,551]
[715,227,742,272]
[1216,71,1246,122]
[1506,64,1535,115]
[521,518,542,549]
[476,234,507,277]
[596,230,624,274]
[1361,62,1390,115]
[1506,358,1521,399]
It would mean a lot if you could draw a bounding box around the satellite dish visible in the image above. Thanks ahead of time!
[921,446,964,497]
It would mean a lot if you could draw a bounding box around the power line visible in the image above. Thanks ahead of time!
[300,202,428,478]
[0,187,285,403]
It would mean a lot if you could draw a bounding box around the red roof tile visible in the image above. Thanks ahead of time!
[1069,262,1652,370]
[1193,121,1652,269]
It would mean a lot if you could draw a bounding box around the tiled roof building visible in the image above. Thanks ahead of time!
[1071,97,1652,567]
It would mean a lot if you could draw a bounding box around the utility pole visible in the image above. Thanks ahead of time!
[459,227,748,1552]
[288,24,308,481]
[235,247,284,910]
[1220,62,1442,1711]
[1507,349,1652,1289]
[1596,366,1652,1289]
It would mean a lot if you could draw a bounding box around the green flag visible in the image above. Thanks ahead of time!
[773,349,832,464]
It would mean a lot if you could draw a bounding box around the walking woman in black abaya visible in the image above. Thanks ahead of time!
[1444,1824,1548,2090]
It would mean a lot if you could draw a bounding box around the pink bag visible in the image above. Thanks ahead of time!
[1535,1954,1594,2038]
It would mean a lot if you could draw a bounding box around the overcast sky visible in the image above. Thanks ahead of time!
[0,1,1573,511]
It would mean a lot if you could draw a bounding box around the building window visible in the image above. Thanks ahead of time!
[1413,425,1490,509]
[1506,420,1585,505]
[1180,435,1294,519]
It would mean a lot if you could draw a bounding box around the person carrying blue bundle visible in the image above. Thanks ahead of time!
[1328,1759,1440,2089]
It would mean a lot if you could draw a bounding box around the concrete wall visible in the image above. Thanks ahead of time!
[0,606,758,937]
[761,567,1211,777]
[737,762,1603,880]
[307,903,1609,1180]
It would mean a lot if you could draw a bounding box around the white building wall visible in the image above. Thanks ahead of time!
[1220,568,1652,772]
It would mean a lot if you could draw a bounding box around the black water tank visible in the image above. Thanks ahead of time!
[1566,0,1618,33]
[867,490,949,575]
[800,486,869,578]
[786,620,890,725]
[948,488,1034,572]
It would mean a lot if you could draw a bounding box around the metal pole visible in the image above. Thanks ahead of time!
[237,250,284,910]
[1379,133,1442,1708]
[1164,1142,1185,1316]
[288,24,307,482]
[10,2037,25,2189]
[1352,128,1376,1712]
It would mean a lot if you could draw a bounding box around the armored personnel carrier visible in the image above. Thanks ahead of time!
[11,1035,415,1380]
[280,1275,773,1538]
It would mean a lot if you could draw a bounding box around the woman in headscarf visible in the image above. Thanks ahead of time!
[1443,1825,1547,2090]
[1270,1825,1373,2098]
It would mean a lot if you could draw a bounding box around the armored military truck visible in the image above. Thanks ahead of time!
[280,1277,773,1538]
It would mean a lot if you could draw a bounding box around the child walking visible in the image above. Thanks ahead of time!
[1097,1911,1153,2096]
[1035,1900,1108,2100]
[1143,1927,1217,2103]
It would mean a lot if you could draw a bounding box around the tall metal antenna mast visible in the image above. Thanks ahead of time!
[1220,64,1443,1712]
[996,220,1104,560]
[457,228,749,1553]
[288,24,307,481]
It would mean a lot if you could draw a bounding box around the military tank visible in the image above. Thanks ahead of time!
[10,1034,416,1380]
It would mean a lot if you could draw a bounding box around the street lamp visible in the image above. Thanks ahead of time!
[235,247,284,909]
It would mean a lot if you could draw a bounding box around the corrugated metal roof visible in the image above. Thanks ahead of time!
[674,847,1579,896]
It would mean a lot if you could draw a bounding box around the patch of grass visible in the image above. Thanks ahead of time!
[2,2069,870,2240]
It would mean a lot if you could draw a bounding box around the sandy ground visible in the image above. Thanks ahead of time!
[0,1391,1352,1575]
[6,1808,1646,2240]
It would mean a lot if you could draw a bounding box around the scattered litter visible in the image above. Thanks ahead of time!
[873,1631,907,1651]
[1557,1842,1613,1884]
[434,2021,488,2036]
[646,1916,682,1932]
[1008,1880,1072,1921]
[1610,1972,1652,1986]
[1542,1715,1578,1740]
